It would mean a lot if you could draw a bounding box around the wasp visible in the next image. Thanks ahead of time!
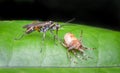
[61,31,93,63]
[15,21,60,41]
[15,18,75,41]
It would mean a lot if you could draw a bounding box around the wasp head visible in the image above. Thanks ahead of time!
[50,22,60,30]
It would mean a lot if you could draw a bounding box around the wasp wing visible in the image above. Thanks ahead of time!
[23,21,43,28]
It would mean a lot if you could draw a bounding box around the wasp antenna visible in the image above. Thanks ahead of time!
[60,18,76,28]
[65,18,76,23]
[14,33,25,40]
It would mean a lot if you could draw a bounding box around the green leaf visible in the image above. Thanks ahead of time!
[0,68,120,73]
[0,20,120,67]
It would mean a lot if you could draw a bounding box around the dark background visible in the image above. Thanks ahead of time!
[0,0,120,31]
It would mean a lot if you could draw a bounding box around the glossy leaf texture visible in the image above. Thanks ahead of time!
[0,20,120,67]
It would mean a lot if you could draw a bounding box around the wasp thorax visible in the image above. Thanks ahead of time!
[45,21,54,25]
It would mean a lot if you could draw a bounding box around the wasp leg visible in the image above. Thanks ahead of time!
[41,31,46,45]
[40,31,46,52]
[43,32,46,41]
[50,29,56,41]
[55,26,59,40]
[50,29,58,45]
[14,33,26,40]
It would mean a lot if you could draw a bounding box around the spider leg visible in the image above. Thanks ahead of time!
[61,42,68,48]
[71,50,80,63]
[67,46,78,63]
[66,50,72,63]
[61,42,73,63]
[79,47,93,60]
